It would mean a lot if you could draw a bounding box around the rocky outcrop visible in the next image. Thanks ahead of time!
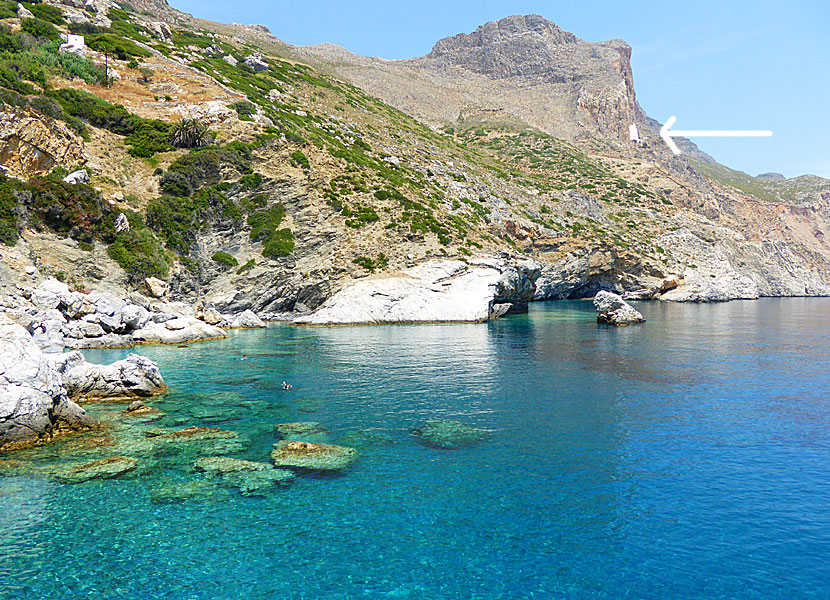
[295,259,539,325]
[593,290,645,325]
[47,351,167,399]
[222,309,265,329]
[270,440,357,471]
[54,456,138,484]
[0,315,94,450]
[0,108,86,177]
[9,279,228,351]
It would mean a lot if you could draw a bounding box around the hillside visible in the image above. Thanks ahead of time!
[0,0,828,319]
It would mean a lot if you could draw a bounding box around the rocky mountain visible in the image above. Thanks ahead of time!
[299,15,643,147]
[0,1,827,337]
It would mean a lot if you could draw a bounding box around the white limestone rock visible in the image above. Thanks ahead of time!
[132,317,226,345]
[63,169,90,185]
[48,351,166,399]
[295,259,539,325]
[0,315,93,448]
[593,290,645,326]
[223,309,265,329]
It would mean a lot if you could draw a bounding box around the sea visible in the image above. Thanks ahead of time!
[1,299,829,599]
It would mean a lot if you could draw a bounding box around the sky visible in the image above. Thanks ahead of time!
[173,0,829,179]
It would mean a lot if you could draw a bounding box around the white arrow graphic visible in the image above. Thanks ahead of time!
[659,116,773,155]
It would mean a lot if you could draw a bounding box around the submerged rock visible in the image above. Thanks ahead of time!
[336,428,396,449]
[145,426,236,440]
[270,440,357,471]
[412,420,491,449]
[54,456,138,483]
[593,290,645,326]
[193,456,294,495]
[150,478,229,504]
[274,422,329,441]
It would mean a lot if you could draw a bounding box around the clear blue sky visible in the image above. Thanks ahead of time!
[174,0,829,179]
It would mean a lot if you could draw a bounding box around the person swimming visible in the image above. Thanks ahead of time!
[282,381,293,390]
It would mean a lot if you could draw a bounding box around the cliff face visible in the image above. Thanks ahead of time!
[300,15,643,144]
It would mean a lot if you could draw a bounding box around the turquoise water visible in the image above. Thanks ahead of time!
[2,299,830,598]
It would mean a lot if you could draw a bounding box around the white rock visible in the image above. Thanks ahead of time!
[295,259,539,325]
[143,277,168,298]
[63,169,90,185]
[224,309,265,329]
[223,54,238,66]
[17,3,34,19]
[0,315,93,448]
[593,291,645,326]
[114,212,130,233]
[48,351,166,399]
[244,53,268,72]
[132,318,227,345]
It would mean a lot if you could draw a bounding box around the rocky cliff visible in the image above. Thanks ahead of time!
[0,2,825,320]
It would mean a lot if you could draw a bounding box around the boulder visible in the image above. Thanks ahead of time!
[295,259,540,325]
[132,317,226,345]
[412,420,491,449]
[225,309,265,329]
[114,212,130,233]
[222,54,238,66]
[270,440,357,471]
[63,169,90,185]
[55,456,138,484]
[149,21,172,41]
[17,3,34,19]
[143,277,168,298]
[243,53,268,72]
[0,315,94,449]
[48,351,167,399]
[593,290,645,326]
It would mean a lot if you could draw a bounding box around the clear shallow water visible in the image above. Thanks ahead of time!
[2,299,830,599]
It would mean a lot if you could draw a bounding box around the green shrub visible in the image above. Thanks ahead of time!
[164,144,252,193]
[237,258,255,274]
[28,4,66,25]
[84,32,149,60]
[107,228,169,281]
[21,18,61,42]
[290,150,309,170]
[50,88,172,155]
[352,253,388,273]
[342,203,379,228]
[231,101,257,121]
[159,171,192,197]
[261,228,294,258]
[212,251,238,266]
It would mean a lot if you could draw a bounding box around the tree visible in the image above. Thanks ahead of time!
[170,118,213,149]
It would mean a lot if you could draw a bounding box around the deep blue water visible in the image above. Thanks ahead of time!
[2,299,830,599]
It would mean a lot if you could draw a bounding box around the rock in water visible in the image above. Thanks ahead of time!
[226,309,266,329]
[411,420,491,449]
[593,290,645,326]
[48,351,167,399]
[54,456,138,484]
[295,259,539,325]
[0,315,94,449]
[193,457,294,495]
[273,422,329,442]
[270,440,357,471]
